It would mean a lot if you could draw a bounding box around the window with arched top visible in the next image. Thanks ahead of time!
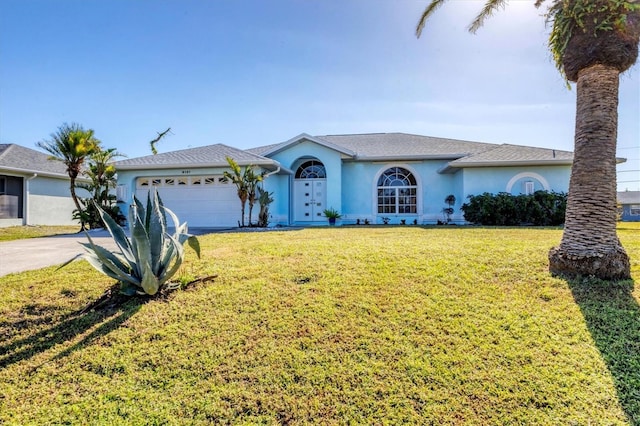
[295,160,326,179]
[377,167,417,214]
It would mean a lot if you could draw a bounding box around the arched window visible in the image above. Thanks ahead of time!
[295,160,326,179]
[377,167,417,214]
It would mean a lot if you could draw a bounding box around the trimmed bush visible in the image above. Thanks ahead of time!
[461,191,567,226]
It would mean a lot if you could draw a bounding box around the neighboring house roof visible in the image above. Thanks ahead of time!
[618,191,640,204]
[115,143,283,171]
[0,143,73,179]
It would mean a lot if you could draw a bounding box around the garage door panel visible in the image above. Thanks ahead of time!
[135,175,239,227]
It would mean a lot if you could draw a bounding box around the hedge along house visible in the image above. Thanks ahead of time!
[0,144,90,227]
[115,132,578,227]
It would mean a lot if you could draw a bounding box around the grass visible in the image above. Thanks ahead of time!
[1,224,639,424]
[0,225,80,242]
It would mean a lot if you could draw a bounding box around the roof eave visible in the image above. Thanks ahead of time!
[352,154,468,162]
[0,166,90,181]
[447,159,574,168]
[115,160,281,172]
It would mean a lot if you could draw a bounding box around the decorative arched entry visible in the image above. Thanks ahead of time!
[293,160,327,222]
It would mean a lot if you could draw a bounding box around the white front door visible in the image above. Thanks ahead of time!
[293,179,326,222]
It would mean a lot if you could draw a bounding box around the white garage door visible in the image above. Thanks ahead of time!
[135,176,239,227]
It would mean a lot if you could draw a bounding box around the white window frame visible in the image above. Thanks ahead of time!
[524,181,534,195]
[376,167,418,215]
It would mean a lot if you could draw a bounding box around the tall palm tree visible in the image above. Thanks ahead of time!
[417,0,639,280]
[37,123,101,230]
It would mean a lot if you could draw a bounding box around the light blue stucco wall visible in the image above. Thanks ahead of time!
[461,165,571,200]
[261,173,290,226]
[341,160,461,224]
[268,140,344,224]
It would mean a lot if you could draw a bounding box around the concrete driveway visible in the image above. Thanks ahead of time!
[0,230,117,277]
[0,228,223,278]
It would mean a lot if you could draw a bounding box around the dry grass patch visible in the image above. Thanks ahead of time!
[1,225,639,424]
[0,225,79,242]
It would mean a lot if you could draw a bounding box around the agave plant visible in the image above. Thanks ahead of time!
[65,189,200,296]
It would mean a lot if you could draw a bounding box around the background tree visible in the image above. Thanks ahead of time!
[416,0,640,280]
[149,127,172,155]
[37,123,101,230]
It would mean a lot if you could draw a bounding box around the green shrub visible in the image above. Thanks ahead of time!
[63,190,200,296]
[461,191,567,226]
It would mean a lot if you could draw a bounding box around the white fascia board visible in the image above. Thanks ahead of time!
[0,166,91,182]
[446,159,574,168]
[116,160,280,171]
[349,154,467,162]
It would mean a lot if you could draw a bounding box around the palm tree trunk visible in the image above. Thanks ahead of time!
[549,64,630,280]
[69,177,86,231]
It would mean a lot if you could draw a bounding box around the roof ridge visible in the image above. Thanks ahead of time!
[0,143,15,162]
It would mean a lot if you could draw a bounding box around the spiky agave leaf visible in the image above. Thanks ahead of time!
[163,205,201,259]
[158,233,185,286]
[95,200,136,268]
[148,189,168,275]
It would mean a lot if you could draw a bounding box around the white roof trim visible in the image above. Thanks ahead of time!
[116,159,282,171]
[0,166,90,182]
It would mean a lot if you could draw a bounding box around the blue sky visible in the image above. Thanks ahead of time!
[1,0,638,190]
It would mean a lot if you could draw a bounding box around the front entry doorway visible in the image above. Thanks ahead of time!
[293,160,327,222]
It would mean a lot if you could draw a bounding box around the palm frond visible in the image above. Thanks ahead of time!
[416,0,449,37]
[469,0,509,33]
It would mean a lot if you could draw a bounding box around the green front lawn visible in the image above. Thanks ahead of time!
[1,225,639,424]
[0,225,80,242]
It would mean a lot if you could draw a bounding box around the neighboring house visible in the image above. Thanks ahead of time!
[115,132,576,227]
[0,144,88,228]
[618,191,640,222]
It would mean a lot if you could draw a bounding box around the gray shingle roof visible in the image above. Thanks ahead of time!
[318,133,496,159]
[618,191,640,204]
[124,132,576,172]
[115,143,279,170]
[250,132,573,168]
[0,144,71,177]
[446,144,574,167]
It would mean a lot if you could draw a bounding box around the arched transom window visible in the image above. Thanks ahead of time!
[377,167,417,214]
[295,160,326,179]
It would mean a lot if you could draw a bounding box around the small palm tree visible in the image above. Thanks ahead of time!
[224,157,249,227]
[416,0,639,280]
[246,167,265,227]
[37,123,101,230]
